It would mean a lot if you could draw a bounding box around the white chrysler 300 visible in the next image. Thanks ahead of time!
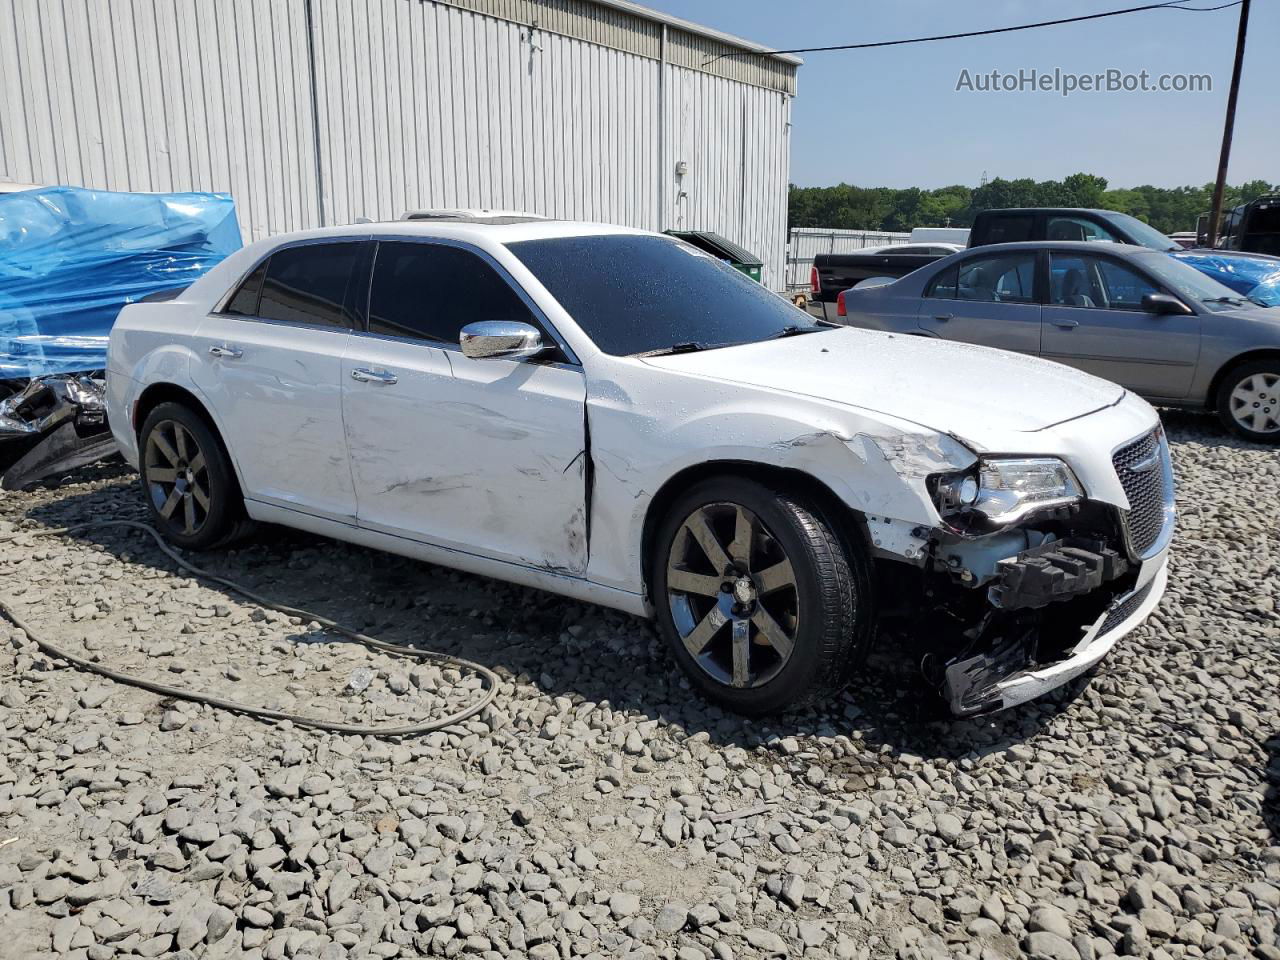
[107,218,1174,716]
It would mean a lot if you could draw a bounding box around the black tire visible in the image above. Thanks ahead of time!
[651,476,874,716]
[138,402,246,550]
[1215,359,1280,443]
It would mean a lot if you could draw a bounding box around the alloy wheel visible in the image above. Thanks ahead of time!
[1229,372,1280,435]
[665,502,799,689]
[144,419,211,535]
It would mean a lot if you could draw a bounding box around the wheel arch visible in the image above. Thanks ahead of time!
[133,382,246,495]
[639,460,874,598]
[1207,349,1280,411]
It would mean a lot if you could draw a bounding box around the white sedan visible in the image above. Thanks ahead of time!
[107,219,1173,716]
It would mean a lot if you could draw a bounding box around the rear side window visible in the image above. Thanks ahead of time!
[257,243,361,329]
[224,261,268,316]
[956,252,1037,303]
[367,241,533,343]
[980,215,1034,244]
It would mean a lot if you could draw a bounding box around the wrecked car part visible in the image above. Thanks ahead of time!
[987,538,1129,610]
[0,186,242,379]
[0,374,115,489]
[0,519,499,737]
[0,422,118,491]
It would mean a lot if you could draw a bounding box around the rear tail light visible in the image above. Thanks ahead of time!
[810,265,819,294]
[836,290,847,317]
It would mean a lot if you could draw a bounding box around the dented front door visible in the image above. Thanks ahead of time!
[342,337,589,574]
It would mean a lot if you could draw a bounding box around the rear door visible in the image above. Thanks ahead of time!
[1041,251,1201,399]
[916,250,1042,355]
[341,239,590,573]
[192,240,364,521]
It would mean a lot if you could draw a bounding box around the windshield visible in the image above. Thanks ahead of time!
[1139,251,1258,306]
[1103,212,1179,252]
[506,234,819,355]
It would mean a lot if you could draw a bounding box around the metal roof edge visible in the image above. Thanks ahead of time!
[586,0,803,65]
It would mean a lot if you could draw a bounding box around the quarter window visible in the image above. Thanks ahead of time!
[926,265,959,299]
[224,261,268,316]
[257,243,361,329]
[368,241,533,343]
[955,252,1037,303]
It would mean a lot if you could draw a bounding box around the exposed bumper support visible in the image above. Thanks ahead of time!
[944,549,1169,716]
[988,537,1129,610]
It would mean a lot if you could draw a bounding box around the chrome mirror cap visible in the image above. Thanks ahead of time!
[459,321,545,361]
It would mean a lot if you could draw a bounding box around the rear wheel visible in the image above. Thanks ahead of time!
[651,477,874,716]
[139,402,245,549]
[1216,360,1280,442]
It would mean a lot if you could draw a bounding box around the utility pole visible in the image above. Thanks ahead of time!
[1206,0,1250,247]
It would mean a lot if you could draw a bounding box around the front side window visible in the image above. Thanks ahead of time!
[257,242,361,329]
[507,234,817,356]
[955,252,1037,303]
[368,241,532,343]
[1050,254,1159,310]
[1046,216,1120,244]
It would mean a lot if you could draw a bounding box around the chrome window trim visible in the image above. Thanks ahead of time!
[360,234,582,367]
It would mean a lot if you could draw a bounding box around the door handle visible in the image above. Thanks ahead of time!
[1051,319,1080,329]
[350,367,398,385]
[208,344,243,359]
[933,313,952,322]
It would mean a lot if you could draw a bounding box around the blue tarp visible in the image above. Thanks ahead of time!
[1171,250,1280,307]
[0,187,242,378]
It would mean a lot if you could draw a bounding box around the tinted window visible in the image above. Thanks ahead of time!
[258,243,360,329]
[1050,254,1159,309]
[507,235,818,356]
[926,265,959,299]
[369,242,532,342]
[956,252,1036,303]
[224,261,267,316]
[981,215,1034,244]
[1046,216,1120,244]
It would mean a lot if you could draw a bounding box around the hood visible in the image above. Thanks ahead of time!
[642,327,1125,437]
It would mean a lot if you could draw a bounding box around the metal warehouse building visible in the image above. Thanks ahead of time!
[0,0,799,287]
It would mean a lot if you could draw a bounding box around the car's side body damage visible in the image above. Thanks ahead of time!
[107,221,1173,716]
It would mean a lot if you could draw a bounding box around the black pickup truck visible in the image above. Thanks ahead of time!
[806,208,1182,322]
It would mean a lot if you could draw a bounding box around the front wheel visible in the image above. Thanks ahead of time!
[651,477,874,716]
[1216,360,1280,442]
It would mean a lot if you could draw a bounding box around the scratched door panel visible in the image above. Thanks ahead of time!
[341,335,590,574]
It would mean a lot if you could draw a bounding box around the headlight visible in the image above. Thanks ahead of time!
[931,457,1082,527]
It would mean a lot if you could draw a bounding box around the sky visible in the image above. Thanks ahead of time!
[641,0,1278,191]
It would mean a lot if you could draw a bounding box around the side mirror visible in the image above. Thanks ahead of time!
[1141,293,1192,316]
[459,321,545,360]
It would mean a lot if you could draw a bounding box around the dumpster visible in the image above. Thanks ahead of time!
[664,230,763,283]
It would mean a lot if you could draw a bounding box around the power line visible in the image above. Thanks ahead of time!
[704,0,1243,65]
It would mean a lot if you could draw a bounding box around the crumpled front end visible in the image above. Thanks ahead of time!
[877,426,1175,716]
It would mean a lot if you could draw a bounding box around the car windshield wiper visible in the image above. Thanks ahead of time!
[632,341,709,358]
[1202,296,1248,305]
[769,325,823,339]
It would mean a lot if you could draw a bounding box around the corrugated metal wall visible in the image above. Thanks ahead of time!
[786,228,912,288]
[0,0,794,287]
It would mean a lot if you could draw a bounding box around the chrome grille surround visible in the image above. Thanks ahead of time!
[1112,426,1175,560]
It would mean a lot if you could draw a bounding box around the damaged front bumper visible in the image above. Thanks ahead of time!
[0,374,116,489]
[943,545,1168,715]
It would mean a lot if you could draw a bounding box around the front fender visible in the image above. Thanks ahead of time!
[585,385,975,595]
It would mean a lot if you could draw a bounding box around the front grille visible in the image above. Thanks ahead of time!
[1099,580,1155,636]
[1112,428,1172,558]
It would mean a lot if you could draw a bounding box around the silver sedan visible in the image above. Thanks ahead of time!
[839,241,1280,442]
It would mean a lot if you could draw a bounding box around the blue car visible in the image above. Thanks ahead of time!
[1170,250,1280,308]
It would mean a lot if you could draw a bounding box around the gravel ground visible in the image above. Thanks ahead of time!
[1,410,1277,960]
